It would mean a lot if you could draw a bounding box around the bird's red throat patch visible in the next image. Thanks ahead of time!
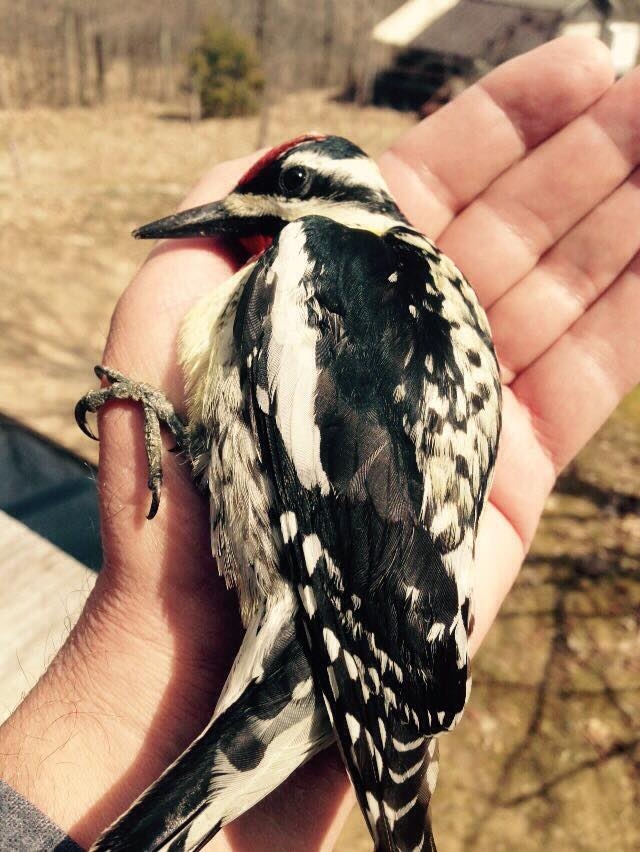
[239,233,274,258]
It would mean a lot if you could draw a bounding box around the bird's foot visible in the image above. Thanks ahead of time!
[75,365,188,519]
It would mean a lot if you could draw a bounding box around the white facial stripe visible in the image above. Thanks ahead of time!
[284,150,391,194]
[225,193,280,218]
[227,191,401,235]
[288,198,399,234]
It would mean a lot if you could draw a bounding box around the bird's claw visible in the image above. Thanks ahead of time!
[75,365,187,519]
[74,399,99,440]
[147,481,162,520]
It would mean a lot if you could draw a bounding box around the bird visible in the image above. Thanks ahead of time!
[76,133,502,852]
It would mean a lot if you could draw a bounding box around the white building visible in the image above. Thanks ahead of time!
[369,1,639,109]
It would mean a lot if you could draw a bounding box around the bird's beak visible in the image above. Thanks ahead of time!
[133,197,279,241]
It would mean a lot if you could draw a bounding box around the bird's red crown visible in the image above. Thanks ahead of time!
[237,133,327,188]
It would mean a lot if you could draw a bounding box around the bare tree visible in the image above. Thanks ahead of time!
[0,0,401,109]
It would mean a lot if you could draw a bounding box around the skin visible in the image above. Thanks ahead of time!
[0,36,638,851]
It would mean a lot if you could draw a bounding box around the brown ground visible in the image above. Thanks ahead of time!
[0,93,638,851]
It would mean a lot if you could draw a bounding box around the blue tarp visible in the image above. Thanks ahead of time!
[0,416,102,571]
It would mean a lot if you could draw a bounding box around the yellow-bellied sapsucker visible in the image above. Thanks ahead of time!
[78,134,501,852]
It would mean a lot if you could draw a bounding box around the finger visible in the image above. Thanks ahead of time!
[440,65,640,307]
[94,235,239,571]
[490,168,640,381]
[104,153,259,407]
[465,256,636,655]
[511,255,640,476]
[485,252,640,553]
[488,386,557,551]
[95,158,259,582]
[379,37,613,237]
[469,503,526,658]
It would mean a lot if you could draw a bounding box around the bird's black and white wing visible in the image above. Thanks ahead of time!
[90,261,336,852]
[235,216,501,851]
[90,597,333,852]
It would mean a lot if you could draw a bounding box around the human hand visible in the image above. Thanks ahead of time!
[1,36,637,851]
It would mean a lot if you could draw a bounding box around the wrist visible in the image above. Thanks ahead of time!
[0,575,222,848]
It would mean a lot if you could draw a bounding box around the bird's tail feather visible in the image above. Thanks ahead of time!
[370,734,440,852]
[90,629,333,852]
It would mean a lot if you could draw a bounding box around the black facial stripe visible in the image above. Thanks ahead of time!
[237,158,284,196]
[215,214,284,236]
[234,134,404,218]
[237,165,403,219]
[303,172,402,215]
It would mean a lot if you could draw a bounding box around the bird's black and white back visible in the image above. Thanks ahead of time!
[232,215,500,850]
[88,135,501,852]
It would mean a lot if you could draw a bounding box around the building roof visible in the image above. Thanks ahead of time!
[487,0,587,8]
[372,0,589,49]
[607,19,640,74]
[372,0,639,72]
[373,0,459,47]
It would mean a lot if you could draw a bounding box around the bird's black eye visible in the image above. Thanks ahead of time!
[279,166,310,197]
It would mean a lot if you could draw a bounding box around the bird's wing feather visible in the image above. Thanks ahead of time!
[235,217,500,851]
[90,596,332,852]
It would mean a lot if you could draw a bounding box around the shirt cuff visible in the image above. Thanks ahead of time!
[0,778,84,851]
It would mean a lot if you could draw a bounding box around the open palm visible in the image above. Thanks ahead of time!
[5,37,637,852]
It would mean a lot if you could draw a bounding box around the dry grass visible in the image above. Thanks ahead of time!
[0,92,638,851]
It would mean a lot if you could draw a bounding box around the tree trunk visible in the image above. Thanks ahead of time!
[0,55,11,108]
[94,32,105,102]
[319,0,335,86]
[255,0,272,146]
[74,11,88,105]
[61,7,75,106]
[159,23,174,101]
